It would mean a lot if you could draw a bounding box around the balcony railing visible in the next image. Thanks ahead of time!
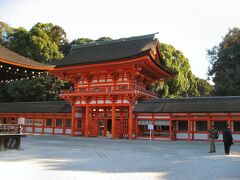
[60,84,158,98]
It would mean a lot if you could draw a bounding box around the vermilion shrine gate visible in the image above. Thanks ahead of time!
[50,34,175,139]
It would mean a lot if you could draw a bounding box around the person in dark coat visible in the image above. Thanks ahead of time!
[222,124,233,155]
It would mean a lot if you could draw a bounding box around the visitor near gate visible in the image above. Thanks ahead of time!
[223,124,234,155]
[208,125,219,153]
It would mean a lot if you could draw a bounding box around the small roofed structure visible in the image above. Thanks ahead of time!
[0,45,54,83]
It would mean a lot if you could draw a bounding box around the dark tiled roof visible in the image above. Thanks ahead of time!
[0,101,71,113]
[54,34,159,67]
[0,45,54,70]
[134,97,240,113]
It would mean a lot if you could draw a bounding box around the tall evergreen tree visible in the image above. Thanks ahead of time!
[208,28,240,95]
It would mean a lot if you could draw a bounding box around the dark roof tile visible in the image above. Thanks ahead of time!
[0,45,54,70]
[54,34,158,67]
[134,97,240,113]
[0,101,71,113]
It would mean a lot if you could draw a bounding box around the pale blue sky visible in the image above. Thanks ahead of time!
[1,0,240,80]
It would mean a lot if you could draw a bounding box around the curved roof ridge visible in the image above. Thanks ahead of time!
[71,33,158,50]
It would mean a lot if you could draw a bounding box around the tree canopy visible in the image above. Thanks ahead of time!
[208,27,240,95]
[0,22,68,102]
[151,43,213,97]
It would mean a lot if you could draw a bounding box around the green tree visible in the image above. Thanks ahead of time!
[0,21,13,46]
[208,28,240,95]
[29,23,64,63]
[152,43,213,97]
[61,38,95,56]
[96,37,113,42]
[8,27,32,58]
[0,22,68,102]
[71,38,95,45]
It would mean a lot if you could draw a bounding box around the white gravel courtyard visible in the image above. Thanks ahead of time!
[0,135,240,180]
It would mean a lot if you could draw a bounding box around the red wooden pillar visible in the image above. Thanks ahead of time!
[207,113,211,129]
[63,114,66,135]
[120,107,124,138]
[187,113,191,143]
[85,103,90,137]
[169,113,172,141]
[112,103,116,138]
[192,116,195,140]
[227,113,232,130]
[53,114,55,135]
[71,105,75,136]
[128,103,133,140]
[32,114,35,134]
[42,113,45,134]
[152,113,154,140]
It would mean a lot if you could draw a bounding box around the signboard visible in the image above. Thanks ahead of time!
[148,124,154,130]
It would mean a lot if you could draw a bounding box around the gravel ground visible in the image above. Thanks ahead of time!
[0,135,240,180]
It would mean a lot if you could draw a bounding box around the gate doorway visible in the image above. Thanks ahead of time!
[97,119,112,137]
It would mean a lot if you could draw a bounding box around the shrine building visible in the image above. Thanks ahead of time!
[49,34,175,139]
[0,34,240,142]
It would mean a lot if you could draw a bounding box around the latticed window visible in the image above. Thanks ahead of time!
[196,121,207,131]
[46,118,52,126]
[233,121,240,132]
[66,119,71,128]
[56,119,63,127]
[214,121,227,131]
[178,121,188,131]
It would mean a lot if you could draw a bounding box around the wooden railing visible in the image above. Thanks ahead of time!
[60,84,158,97]
[0,124,21,134]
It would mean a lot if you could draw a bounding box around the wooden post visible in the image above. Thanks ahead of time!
[42,113,45,134]
[71,105,75,136]
[152,113,154,140]
[169,113,172,141]
[63,114,66,135]
[228,113,232,131]
[85,103,89,137]
[192,116,195,141]
[128,102,133,140]
[187,113,191,143]
[112,103,116,138]
[207,113,211,130]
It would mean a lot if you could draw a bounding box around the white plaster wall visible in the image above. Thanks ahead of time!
[176,133,188,139]
[35,128,42,133]
[105,100,111,104]
[65,129,71,134]
[90,100,96,104]
[154,116,170,119]
[232,134,240,141]
[98,100,104,104]
[138,115,152,119]
[194,133,208,140]
[75,113,82,118]
[44,128,53,133]
[26,127,32,132]
[55,129,63,134]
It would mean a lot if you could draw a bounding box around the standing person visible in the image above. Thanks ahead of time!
[223,124,233,155]
[208,125,218,153]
